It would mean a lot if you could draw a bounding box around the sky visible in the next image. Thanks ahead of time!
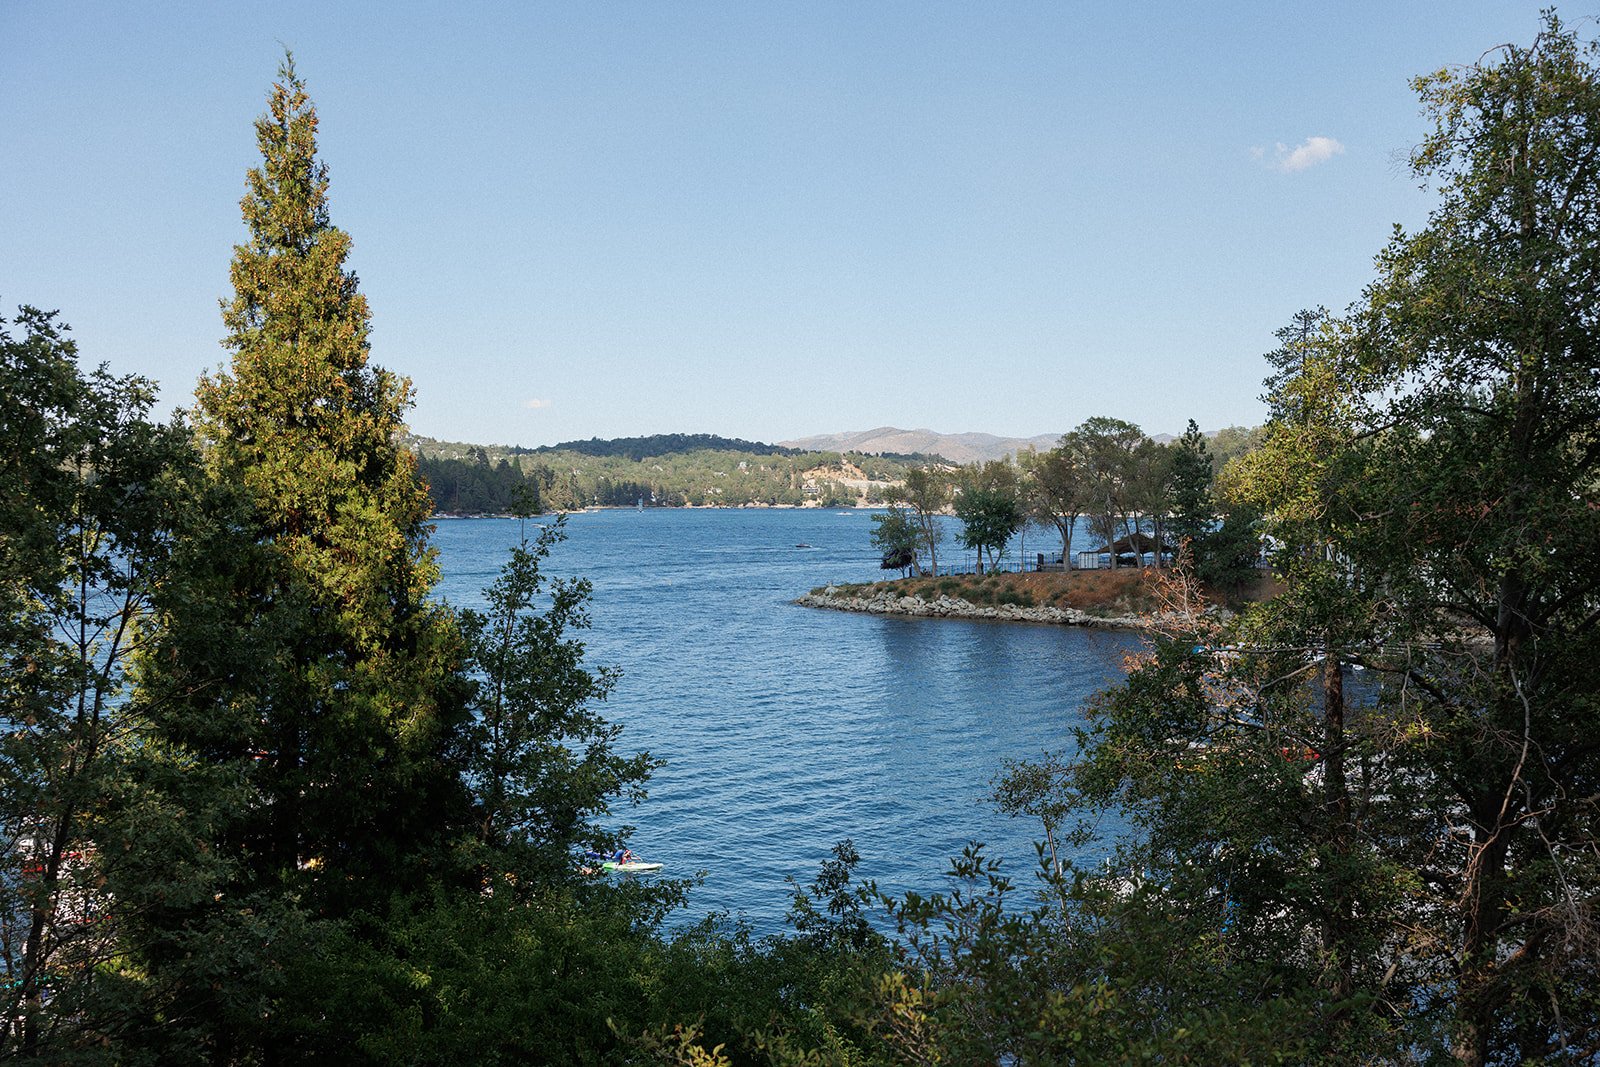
[0,1,1576,447]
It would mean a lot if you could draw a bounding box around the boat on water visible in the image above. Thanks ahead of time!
[583,848,662,874]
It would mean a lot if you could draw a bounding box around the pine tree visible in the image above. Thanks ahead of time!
[145,55,470,918]
[1165,419,1213,553]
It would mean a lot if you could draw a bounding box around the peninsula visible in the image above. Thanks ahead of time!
[797,569,1248,631]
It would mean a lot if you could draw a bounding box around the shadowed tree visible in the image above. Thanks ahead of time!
[871,504,922,575]
[0,307,192,1057]
[117,59,476,1059]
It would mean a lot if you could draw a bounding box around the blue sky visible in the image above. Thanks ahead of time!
[0,1,1571,446]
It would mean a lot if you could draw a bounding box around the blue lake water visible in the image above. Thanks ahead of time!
[432,509,1139,933]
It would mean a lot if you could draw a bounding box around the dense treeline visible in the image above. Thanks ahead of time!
[418,453,544,514]
[414,438,919,512]
[417,428,1263,519]
[529,432,802,460]
[5,17,1600,1064]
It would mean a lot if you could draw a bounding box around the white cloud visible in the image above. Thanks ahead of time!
[1272,136,1345,173]
[522,398,550,410]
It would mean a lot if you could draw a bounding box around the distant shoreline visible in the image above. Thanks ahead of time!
[432,503,882,519]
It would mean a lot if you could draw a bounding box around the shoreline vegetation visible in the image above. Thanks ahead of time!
[412,432,925,513]
[431,500,881,518]
[798,569,1271,630]
[412,427,1275,516]
[11,16,1600,1062]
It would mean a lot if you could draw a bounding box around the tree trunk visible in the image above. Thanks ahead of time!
[1453,809,1512,1067]
[1321,649,1356,1017]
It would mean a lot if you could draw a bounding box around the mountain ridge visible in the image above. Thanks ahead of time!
[779,427,1066,465]
[410,426,1211,468]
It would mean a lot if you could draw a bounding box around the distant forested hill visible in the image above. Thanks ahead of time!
[781,427,1059,464]
[406,425,1263,515]
[529,433,800,461]
[407,433,921,514]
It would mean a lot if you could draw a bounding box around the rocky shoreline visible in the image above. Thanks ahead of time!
[795,586,1158,630]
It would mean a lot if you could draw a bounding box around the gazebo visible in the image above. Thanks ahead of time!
[1075,532,1172,569]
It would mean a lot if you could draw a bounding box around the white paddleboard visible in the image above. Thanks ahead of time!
[603,861,663,873]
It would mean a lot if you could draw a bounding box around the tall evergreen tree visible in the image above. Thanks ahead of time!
[1166,419,1214,553]
[139,55,471,921]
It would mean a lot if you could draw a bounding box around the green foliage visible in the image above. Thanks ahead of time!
[1346,16,1600,1056]
[103,59,476,1057]
[419,452,543,514]
[834,23,1600,1064]
[640,844,891,1067]
[154,51,470,910]
[1195,503,1261,593]
[458,514,657,883]
[784,841,880,955]
[1069,416,1147,568]
[1167,418,1214,550]
[1126,437,1175,565]
[0,305,193,1058]
[1173,15,1600,1060]
[1021,437,1088,566]
[953,460,1023,570]
[530,433,801,461]
[869,506,920,574]
[864,840,1327,1065]
[412,435,921,513]
[17,14,1600,1063]
[1209,423,1266,471]
[885,468,949,576]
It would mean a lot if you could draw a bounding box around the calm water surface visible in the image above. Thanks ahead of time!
[432,509,1138,933]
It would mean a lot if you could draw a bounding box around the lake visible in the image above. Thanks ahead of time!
[432,508,1139,933]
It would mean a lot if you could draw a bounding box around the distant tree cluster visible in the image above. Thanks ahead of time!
[875,417,1262,588]
[529,432,801,460]
[414,438,917,512]
[418,452,542,514]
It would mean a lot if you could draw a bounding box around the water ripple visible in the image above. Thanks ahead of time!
[434,511,1138,933]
